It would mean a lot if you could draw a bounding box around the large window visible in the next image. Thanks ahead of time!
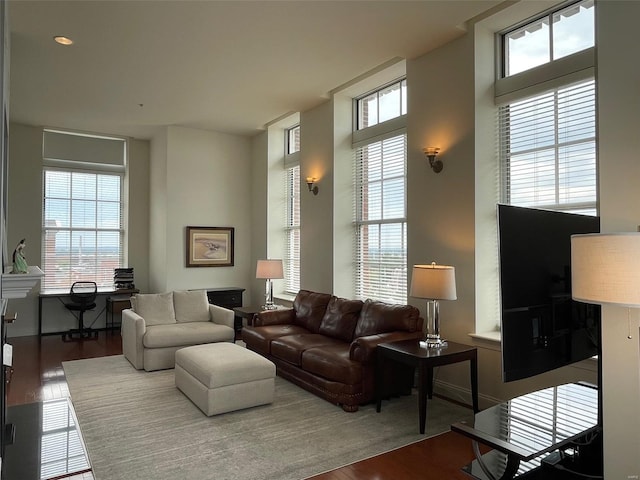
[498,0,596,215]
[41,130,126,292]
[354,79,407,304]
[284,125,300,293]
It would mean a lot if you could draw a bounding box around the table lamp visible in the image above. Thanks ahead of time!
[256,259,283,310]
[410,262,457,347]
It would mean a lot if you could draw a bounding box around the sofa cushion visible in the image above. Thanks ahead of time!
[143,322,234,348]
[270,334,343,366]
[301,344,362,385]
[173,290,210,323]
[353,299,420,338]
[291,290,332,333]
[132,292,176,326]
[242,324,309,356]
[318,296,363,342]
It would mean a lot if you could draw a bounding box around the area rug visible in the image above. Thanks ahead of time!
[63,355,473,480]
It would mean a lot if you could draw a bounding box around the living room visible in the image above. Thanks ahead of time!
[2,1,640,479]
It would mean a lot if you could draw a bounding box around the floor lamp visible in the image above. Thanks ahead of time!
[571,232,640,431]
[410,263,457,348]
[256,259,283,310]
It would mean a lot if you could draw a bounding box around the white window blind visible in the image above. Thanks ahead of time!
[284,164,300,294]
[42,168,124,291]
[499,79,596,215]
[354,133,407,304]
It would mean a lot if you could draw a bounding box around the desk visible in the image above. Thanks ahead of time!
[38,288,138,337]
[106,294,135,333]
[376,340,479,434]
[451,382,600,479]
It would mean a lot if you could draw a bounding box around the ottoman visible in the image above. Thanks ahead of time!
[175,343,276,416]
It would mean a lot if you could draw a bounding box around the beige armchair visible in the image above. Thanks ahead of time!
[122,289,235,371]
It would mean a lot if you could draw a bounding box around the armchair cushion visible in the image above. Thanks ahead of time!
[132,292,176,326]
[174,290,210,323]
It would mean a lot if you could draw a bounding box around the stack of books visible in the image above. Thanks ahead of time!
[114,268,135,290]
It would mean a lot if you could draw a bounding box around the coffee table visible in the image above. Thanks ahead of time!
[376,339,479,434]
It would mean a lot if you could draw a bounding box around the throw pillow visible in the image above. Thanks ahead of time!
[133,292,176,326]
[173,290,210,323]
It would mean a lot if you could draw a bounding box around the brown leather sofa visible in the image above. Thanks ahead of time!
[242,289,424,412]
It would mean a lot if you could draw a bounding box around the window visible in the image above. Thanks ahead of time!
[498,0,596,215]
[287,125,300,154]
[41,130,126,292]
[357,79,407,129]
[354,79,407,304]
[284,125,300,293]
[503,0,594,77]
[499,80,596,214]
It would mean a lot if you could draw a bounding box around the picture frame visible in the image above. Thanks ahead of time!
[186,226,234,267]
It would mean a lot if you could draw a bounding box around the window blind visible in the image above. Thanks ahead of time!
[498,79,596,214]
[284,165,300,294]
[42,168,124,291]
[354,133,407,304]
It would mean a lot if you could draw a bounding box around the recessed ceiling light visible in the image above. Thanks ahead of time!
[53,36,73,46]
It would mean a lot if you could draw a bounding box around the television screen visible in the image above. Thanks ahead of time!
[497,204,601,382]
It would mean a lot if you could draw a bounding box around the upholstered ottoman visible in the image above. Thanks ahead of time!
[175,343,276,416]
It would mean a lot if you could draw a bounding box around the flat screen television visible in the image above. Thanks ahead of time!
[497,204,601,382]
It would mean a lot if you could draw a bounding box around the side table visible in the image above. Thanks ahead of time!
[376,339,479,434]
[232,306,263,340]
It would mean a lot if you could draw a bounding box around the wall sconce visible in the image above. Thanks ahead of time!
[306,177,319,195]
[423,147,443,173]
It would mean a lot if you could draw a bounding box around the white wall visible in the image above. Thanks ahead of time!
[300,101,334,293]
[6,123,150,337]
[148,126,253,296]
[596,1,640,476]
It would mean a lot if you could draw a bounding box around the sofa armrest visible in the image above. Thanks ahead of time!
[253,308,295,326]
[122,309,146,370]
[208,304,235,329]
[349,331,423,363]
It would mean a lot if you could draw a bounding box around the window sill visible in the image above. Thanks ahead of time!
[469,331,501,343]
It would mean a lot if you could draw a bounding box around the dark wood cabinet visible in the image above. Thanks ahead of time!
[205,288,245,336]
[205,287,244,309]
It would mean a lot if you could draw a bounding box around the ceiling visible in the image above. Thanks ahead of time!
[8,1,503,140]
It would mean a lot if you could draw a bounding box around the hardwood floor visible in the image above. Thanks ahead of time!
[7,331,122,407]
[5,332,481,480]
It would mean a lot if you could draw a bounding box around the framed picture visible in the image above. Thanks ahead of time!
[186,226,234,267]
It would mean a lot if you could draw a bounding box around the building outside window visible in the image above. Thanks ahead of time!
[498,0,596,215]
[284,125,300,294]
[354,79,407,304]
[41,130,126,292]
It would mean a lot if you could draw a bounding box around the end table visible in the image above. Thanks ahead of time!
[376,339,479,434]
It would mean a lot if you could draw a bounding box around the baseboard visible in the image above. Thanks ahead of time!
[433,379,503,410]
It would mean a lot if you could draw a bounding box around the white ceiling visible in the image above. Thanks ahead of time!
[8,0,503,139]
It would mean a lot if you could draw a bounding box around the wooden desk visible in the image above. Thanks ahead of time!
[376,340,479,434]
[38,288,138,337]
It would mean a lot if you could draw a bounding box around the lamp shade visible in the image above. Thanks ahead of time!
[256,259,284,279]
[571,233,640,307]
[410,263,457,300]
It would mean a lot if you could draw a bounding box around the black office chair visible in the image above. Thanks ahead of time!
[63,281,98,341]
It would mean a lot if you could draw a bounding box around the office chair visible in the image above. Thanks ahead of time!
[63,281,98,340]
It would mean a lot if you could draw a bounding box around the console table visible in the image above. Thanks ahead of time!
[451,382,600,479]
[376,340,479,434]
